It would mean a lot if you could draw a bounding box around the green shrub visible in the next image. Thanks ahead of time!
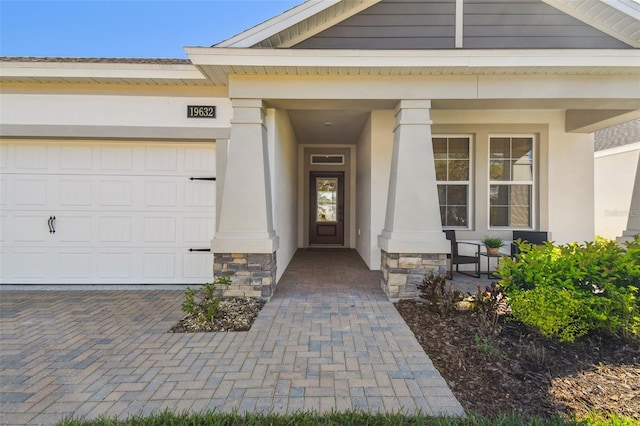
[498,236,640,342]
[181,275,231,324]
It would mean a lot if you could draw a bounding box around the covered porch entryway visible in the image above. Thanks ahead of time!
[210,95,448,300]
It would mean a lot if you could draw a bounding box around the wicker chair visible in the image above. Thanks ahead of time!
[510,230,549,258]
[444,230,481,279]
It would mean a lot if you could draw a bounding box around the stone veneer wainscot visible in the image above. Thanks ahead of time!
[214,253,277,298]
[380,251,447,299]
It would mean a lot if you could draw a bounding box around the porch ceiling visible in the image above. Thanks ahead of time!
[287,109,370,145]
[269,98,640,144]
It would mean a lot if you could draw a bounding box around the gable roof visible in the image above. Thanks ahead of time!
[217,0,640,49]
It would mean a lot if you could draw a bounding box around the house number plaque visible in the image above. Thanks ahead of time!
[187,105,216,118]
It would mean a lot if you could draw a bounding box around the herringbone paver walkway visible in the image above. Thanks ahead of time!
[0,249,464,425]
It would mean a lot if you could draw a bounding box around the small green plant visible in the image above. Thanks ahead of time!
[482,236,504,249]
[472,282,510,333]
[417,272,463,317]
[473,334,504,358]
[181,275,231,324]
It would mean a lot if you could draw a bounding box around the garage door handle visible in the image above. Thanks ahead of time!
[189,248,211,252]
[189,177,216,181]
[48,216,56,234]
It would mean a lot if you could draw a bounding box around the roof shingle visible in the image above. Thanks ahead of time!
[595,118,640,151]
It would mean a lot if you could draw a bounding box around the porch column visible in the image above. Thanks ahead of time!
[378,100,449,299]
[618,154,640,243]
[212,99,279,298]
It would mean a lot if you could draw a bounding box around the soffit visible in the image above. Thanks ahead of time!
[541,0,640,48]
[187,48,640,86]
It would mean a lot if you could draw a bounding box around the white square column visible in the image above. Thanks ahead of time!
[618,154,640,244]
[212,99,279,298]
[378,100,450,299]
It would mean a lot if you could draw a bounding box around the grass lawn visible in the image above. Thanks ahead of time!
[58,409,637,425]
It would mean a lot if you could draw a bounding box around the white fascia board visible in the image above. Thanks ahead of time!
[215,0,341,48]
[0,61,206,80]
[186,48,640,69]
[595,142,640,158]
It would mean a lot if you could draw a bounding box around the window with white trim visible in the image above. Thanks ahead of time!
[433,136,472,228]
[489,135,534,228]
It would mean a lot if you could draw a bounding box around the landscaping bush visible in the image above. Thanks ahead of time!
[498,236,640,342]
[181,275,231,324]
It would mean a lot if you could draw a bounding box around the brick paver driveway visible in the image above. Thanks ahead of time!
[0,249,463,425]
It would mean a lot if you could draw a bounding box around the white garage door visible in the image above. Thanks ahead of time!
[0,141,216,285]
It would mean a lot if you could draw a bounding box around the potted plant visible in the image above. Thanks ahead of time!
[482,236,504,255]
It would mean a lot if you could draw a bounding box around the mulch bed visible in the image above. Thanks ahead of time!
[169,297,265,333]
[395,299,640,420]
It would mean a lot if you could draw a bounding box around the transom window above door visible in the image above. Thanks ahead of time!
[433,136,472,228]
[310,154,345,165]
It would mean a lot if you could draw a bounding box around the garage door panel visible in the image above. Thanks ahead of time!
[145,181,177,207]
[59,180,93,206]
[11,252,50,278]
[99,180,133,207]
[99,216,132,242]
[58,216,93,243]
[143,253,176,278]
[145,147,178,171]
[0,179,6,206]
[60,145,93,170]
[97,252,132,279]
[14,179,49,206]
[99,146,133,171]
[0,143,8,169]
[183,217,215,243]
[184,147,216,172]
[184,182,215,207]
[144,217,177,242]
[14,145,48,170]
[57,252,93,278]
[11,215,48,242]
[183,252,214,279]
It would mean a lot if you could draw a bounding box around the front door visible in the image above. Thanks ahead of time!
[309,172,344,245]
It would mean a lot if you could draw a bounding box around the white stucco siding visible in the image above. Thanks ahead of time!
[1,94,232,139]
[547,115,595,245]
[355,110,395,270]
[269,109,298,281]
[355,114,373,268]
[595,146,640,239]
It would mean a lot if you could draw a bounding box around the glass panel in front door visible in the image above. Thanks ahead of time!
[316,178,337,222]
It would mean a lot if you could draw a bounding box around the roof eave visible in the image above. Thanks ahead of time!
[0,60,208,84]
[187,47,640,68]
